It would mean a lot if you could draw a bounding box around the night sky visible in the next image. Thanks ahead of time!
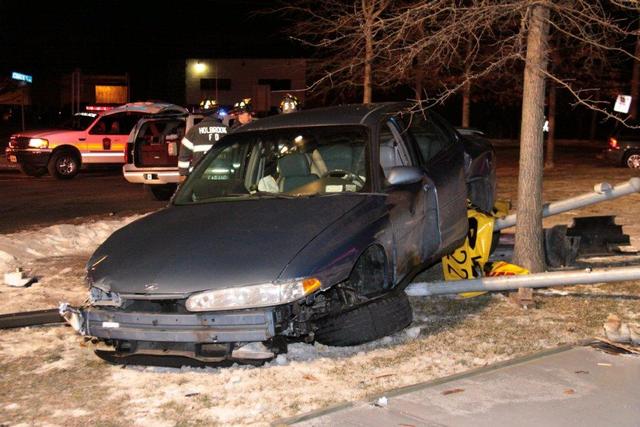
[0,0,297,75]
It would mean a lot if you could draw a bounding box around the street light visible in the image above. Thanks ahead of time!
[194,61,207,74]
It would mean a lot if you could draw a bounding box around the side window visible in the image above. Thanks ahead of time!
[378,119,412,181]
[89,113,143,135]
[89,117,109,135]
[403,113,452,163]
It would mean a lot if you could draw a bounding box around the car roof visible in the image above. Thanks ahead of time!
[236,102,412,132]
[103,102,188,116]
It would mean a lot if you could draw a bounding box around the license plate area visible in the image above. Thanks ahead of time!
[9,155,17,163]
[144,173,158,180]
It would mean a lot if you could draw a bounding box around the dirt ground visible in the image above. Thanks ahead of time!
[1,147,639,427]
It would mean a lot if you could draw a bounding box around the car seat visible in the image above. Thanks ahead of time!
[278,153,318,192]
[317,145,353,172]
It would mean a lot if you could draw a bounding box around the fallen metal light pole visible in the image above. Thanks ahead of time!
[405,265,640,297]
[494,178,640,231]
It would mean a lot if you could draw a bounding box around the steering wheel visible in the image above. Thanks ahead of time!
[321,169,366,188]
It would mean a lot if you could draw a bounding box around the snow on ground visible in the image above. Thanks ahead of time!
[0,215,144,313]
[0,215,143,278]
[0,152,639,426]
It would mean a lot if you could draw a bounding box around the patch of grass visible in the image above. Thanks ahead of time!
[43,352,64,363]
[198,394,212,406]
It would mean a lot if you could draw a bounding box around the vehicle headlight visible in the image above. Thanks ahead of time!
[28,138,49,149]
[185,277,322,312]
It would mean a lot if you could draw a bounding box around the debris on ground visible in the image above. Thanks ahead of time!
[3,268,33,287]
[442,388,465,396]
[375,396,388,407]
[603,314,635,343]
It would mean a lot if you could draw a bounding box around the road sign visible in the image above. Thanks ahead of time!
[614,94,632,114]
[11,71,32,84]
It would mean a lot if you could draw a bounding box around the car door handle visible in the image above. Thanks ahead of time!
[78,138,86,141]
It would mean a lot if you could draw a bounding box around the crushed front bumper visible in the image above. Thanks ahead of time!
[60,303,276,343]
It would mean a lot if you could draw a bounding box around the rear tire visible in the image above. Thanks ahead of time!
[48,150,80,179]
[145,184,177,201]
[623,151,640,169]
[19,163,47,177]
[314,291,413,347]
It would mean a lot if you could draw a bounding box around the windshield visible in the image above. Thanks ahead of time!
[174,125,370,204]
[59,112,97,130]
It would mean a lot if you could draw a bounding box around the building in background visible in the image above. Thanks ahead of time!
[61,69,130,113]
[185,58,306,113]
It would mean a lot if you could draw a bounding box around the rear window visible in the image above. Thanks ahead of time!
[135,119,185,145]
[616,127,640,139]
[614,120,640,139]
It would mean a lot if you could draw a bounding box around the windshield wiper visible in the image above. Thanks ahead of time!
[248,191,299,199]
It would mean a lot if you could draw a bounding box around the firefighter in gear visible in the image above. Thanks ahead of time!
[178,113,228,177]
[279,94,299,114]
[224,98,255,129]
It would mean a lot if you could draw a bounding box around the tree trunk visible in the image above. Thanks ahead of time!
[363,1,374,104]
[544,82,556,169]
[631,32,640,120]
[513,4,550,280]
[462,79,471,127]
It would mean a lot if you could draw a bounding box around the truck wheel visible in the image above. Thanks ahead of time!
[145,184,177,201]
[314,290,413,347]
[48,151,80,179]
[19,163,47,177]
[623,151,640,169]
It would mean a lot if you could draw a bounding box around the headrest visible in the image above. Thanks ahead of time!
[279,153,310,176]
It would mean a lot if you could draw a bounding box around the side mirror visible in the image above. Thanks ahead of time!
[386,166,424,186]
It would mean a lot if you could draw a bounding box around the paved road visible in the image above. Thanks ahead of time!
[0,168,165,233]
[285,344,640,427]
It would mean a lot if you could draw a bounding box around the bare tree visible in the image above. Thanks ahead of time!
[282,0,392,103]
[387,0,639,276]
[514,3,549,277]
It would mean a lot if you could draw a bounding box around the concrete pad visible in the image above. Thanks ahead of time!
[281,345,640,427]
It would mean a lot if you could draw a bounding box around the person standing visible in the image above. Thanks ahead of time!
[178,113,229,177]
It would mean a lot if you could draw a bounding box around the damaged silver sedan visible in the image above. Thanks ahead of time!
[60,103,493,365]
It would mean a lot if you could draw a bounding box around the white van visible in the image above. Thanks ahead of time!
[122,113,203,200]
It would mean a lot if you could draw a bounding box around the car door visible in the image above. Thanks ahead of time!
[397,112,468,257]
[378,117,427,278]
[85,112,143,164]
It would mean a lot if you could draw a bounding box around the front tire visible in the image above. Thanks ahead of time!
[145,184,177,201]
[48,151,80,179]
[623,151,640,169]
[314,291,413,347]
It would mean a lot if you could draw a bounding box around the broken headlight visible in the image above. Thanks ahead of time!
[185,278,321,312]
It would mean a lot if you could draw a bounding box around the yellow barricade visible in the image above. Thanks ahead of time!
[441,201,527,298]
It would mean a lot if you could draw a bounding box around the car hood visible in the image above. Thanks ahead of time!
[88,195,366,296]
[13,129,82,138]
